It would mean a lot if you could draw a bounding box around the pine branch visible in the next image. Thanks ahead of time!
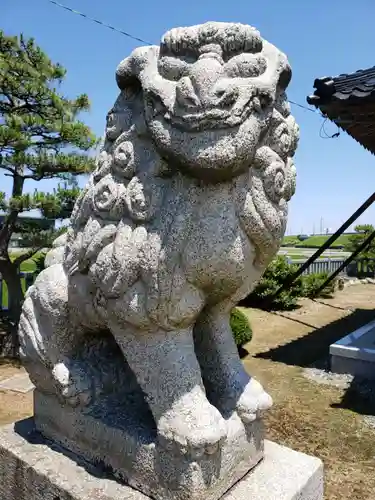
[0,29,98,271]
[12,246,45,268]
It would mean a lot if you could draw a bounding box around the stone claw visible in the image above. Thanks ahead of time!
[52,362,94,408]
[235,378,273,424]
[157,403,227,460]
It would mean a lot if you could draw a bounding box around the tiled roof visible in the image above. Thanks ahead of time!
[307,66,375,154]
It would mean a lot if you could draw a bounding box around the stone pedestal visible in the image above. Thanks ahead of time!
[32,390,264,500]
[0,419,323,500]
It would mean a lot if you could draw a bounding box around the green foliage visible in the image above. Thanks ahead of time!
[230,308,252,346]
[0,30,97,234]
[344,224,375,258]
[281,236,301,246]
[31,251,46,274]
[243,256,304,311]
[0,29,98,325]
[242,256,338,311]
[282,234,352,249]
[302,272,336,298]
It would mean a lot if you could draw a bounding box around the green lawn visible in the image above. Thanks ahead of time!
[9,250,43,272]
[1,252,41,309]
[1,276,31,310]
[282,234,352,249]
[282,235,301,246]
[19,260,37,272]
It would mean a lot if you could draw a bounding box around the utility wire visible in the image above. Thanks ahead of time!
[288,100,317,114]
[44,0,331,124]
[46,0,153,45]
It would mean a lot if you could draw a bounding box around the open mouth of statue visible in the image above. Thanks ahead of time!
[146,92,257,132]
[167,106,253,131]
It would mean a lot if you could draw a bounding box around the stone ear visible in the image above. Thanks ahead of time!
[116,57,142,95]
[278,64,292,92]
[116,46,158,92]
[116,57,133,89]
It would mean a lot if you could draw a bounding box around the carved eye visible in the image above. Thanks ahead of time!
[158,56,190,81]
[253,92,273,114]
[225,54,267,78]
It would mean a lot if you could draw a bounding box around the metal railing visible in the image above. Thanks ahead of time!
[288,257,375,278]
[288,258,346,276]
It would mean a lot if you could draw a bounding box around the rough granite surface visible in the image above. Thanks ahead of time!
[0,420,323,500]
[34,390,264,500]
[17,21,299,500]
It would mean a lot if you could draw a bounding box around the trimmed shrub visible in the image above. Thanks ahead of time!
[230,308,252,346]
[302,272,336,298]
[240,255,338,311]
[241,256,304,311]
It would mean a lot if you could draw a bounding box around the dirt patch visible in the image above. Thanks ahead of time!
[1,284,375,498]
[241,284,375,500]
[0,360,33,426]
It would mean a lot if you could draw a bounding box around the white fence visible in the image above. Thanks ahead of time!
[288,258,346,276]
[289,257,375,277]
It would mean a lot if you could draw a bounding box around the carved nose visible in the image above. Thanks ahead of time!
[176,55,225,109]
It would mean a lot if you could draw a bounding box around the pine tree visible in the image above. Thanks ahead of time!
[0,30,98,351]
[345,224,375,258]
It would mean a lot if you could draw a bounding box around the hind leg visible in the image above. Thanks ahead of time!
[194,304,272,422]
[19,264,100,406]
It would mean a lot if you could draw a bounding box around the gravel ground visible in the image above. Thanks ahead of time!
[303,358,354,389]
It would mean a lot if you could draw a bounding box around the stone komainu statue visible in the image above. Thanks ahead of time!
[19,22,298,463]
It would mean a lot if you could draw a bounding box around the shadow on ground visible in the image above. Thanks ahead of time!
[255,308,375,368]
[332,376,375,416]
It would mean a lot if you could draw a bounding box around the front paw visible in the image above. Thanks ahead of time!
[157,401,227,459]
[52,362,94,407]
[236,378,273,423]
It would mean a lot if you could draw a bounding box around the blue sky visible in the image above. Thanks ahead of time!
[3,0,375,234]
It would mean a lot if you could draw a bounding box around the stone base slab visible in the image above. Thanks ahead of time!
[32,390,264,500]
[0,418,323,500]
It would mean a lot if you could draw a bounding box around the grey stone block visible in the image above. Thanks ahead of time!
[33,390,264,500]
[225,441,323,500]
[331,354,375,380]
[0,419,323,500]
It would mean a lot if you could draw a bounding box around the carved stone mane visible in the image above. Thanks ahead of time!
[61,22,298,331]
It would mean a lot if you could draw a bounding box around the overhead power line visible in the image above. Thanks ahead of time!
[288,100,317,113]
[46,0,153,45]
[44,0,327,121]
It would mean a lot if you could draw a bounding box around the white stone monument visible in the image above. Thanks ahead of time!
[0,22,323,500]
